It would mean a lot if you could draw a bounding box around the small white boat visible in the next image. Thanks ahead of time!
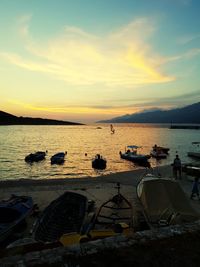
[137,174,200,229]
[150,149,167,159]
[188,142,200,159]
[120,145,150,163]
[51,152,67,164]
[152,145,170,154]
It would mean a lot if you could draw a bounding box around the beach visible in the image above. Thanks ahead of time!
[0,165,199,234]
[1,165,200,266]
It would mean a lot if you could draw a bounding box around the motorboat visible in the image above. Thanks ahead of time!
[60,183,134,246]
[50,152,67,164]
[187,142,200,159]
[182,163,200,177]
[136,174,200,229]
[150,149,167,159]
[0,195,33,243]
[120,145,150,163]
[32,192,95,243]
[92,154,107,170]
[25,151,47,163]
[152,145,170,154]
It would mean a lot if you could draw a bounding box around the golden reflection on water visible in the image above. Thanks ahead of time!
[0,124,199,180]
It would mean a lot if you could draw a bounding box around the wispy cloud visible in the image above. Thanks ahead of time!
[1,16,175,87]
[177,33,200,45]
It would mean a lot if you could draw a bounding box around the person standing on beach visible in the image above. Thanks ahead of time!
[190,177,200,200]
[173,155,182,179]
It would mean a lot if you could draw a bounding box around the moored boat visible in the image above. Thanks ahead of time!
[150,149,167,159]
[187,142,200,159]
[152,145,170,154]
[25,151,47,163]
[182,163,200,177]
[50,152,67,164]
[0,195,33,243]
[92,154,107,170]
[32,192,95,243]
[136,174,200,229]
[120,145,150,163]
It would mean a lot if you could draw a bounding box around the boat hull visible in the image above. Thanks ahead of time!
[51,152,66,164]
[150,150,167,159]
[0,195,33,243]
[187,152,200,159]
[92,159,107,169]
[25,151,46,163]
[120,153,150,163]
[33,192,93,242]
[136,175,199,228]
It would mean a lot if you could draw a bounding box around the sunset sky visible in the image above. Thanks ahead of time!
[0,0,200,123]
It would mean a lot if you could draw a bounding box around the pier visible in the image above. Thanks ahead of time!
[170,125,200,129]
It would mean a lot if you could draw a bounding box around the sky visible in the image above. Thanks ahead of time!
[0,0,200,123]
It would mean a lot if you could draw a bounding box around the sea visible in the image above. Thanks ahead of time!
[0,124,199,181]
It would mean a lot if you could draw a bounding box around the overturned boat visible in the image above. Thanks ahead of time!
[0,195,33,243]
[136,175,200,229]
[92,154,107,170]
[51,152,67,164]
[32,192,95,243]
[25,151,47,163]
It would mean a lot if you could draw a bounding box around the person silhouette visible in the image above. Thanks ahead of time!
[173,155,182,179]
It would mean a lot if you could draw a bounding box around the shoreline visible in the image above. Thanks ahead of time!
[0,165,172,188]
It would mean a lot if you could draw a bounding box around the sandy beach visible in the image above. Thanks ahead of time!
[0,164,199,217]
[1,164,200,266]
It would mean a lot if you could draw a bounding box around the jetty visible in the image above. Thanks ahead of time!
[170,125,200,129]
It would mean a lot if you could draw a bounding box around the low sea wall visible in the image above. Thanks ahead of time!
[1,220,200,267]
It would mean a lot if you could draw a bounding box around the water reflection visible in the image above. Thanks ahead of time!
[0,124,199,180]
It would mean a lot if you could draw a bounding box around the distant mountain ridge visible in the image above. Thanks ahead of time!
[98,102,200,124]
[0,111,83,125]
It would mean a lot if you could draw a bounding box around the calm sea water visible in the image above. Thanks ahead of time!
[0,124,199,181]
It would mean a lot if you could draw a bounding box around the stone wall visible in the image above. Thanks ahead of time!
[1,220,200,267]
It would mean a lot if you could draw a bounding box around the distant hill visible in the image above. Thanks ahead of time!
[98,102,200,124]
[0,111,83,125]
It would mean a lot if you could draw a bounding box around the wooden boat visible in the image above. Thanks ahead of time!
[120,145,150,163]
[136,174,200,229]
[50,152,67,164]
[0,195,33,243]
[32,192,95,243]
[25,151,47,163]
[92,154,107,170]
[60,183,134,246]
